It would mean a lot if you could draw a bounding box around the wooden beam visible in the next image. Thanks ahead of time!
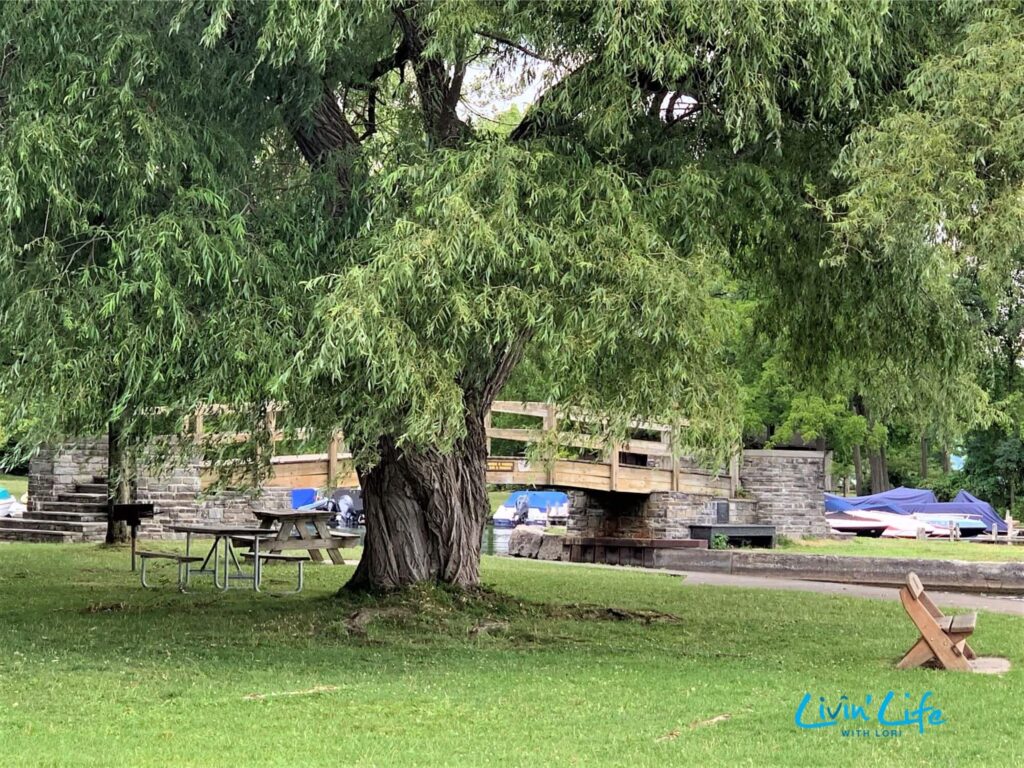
[609,443,620,491]
[729,452,741,497]
[327,433,339,488]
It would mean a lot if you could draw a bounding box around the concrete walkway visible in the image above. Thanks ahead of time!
[673,569,1024,616]
[529,558,1024,616]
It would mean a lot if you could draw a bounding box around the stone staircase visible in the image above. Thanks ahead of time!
[0,476,108,543]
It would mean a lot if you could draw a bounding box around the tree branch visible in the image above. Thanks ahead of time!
[473,29,556,63]
[394,6,470,148]
[288,82,361,211]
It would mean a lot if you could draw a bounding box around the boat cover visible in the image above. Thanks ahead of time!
[825,486,1006,532]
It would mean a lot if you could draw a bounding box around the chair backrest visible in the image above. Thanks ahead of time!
[906,571,924,599]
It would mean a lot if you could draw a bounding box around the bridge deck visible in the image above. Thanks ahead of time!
[198,401,738,497]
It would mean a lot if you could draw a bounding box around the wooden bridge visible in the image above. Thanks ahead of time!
[197,401,739,498]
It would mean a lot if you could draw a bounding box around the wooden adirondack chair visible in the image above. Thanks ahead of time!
[897,572,977,671]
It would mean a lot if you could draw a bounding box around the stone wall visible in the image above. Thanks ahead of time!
[566,449,831,540]
[567,490,649,538]
[739,450,830,537]
[29,439,294,539]
[29,439,108,506]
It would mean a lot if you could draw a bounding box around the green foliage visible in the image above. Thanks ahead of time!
[0,0,990,494]
[835,2,1024,500]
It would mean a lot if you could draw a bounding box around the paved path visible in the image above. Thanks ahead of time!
[531,558,1024,616]
[673,569,1024,616]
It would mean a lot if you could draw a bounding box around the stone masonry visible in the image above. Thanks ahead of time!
[568,448,830,540]
[28,439,293,539]
[739,449,830,537]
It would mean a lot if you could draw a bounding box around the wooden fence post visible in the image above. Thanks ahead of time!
[265,403,277,439]
[610,443,620,492]
[327,433,339,489]
[544,404,557,484]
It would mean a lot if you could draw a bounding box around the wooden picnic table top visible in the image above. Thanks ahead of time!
[168,524,274,536]
[252,509,335,521]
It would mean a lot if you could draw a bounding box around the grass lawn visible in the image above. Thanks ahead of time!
[488,488,507,513]
[0,472,28,500]
[0,543,1022,767]
[779,536,1024,562]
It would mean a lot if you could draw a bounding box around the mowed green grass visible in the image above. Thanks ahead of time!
[780,536,1024,562]
[0,543,1022,767]
[0,472,28,500]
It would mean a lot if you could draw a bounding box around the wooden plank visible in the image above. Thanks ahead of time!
[490,401,551,418]
[609,444,620,491]
[327,434,339,488]
[620,438,673,456]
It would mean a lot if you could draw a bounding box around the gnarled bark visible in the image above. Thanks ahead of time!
[346,407,491,591]
[105,420,131,545]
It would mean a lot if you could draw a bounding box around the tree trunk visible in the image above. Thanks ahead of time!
[105,421,131,545]
[869,446,889,494]
[919,433,929,481]
[853,444,864,494]
[346,409,490,591]
[941,446,951,474]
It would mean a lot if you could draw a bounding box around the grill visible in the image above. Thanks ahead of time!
[110,503,156,571]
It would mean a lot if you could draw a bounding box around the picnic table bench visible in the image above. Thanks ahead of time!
[897,572,978,671]
[252,509,360,565]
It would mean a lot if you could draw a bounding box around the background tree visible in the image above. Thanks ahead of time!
[836,1,1024,515]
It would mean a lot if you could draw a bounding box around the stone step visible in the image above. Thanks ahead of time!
[56,492,108,504]
[92,475,108,485]
[35,500,107,515]
[75,482,108,495]
[0,516,106,534]
[32,508,108,523]
[0,526,79,543]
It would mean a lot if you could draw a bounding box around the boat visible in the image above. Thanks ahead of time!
[0,487,26,518]
[825,512,887,537]
[825,487,1007,535]
[911,514,987,538]
[493,490,570,529]
[837,509,939,538]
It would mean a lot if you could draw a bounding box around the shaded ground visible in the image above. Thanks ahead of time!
[0,543,1022,767]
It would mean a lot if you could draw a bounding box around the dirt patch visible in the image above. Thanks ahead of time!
[244,685,339,701]
[969,657,1012,675]
[82,601,132,614]
[551,604,679,624]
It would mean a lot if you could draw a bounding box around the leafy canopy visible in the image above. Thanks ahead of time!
[0,0,969,475]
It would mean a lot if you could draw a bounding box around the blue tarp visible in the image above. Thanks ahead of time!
[952,490,1006,533]
[825,486,1006,532]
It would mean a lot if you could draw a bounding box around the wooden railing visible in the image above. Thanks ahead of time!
[193,401,740,497]
[485,401,739,496]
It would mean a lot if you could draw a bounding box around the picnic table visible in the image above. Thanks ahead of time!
[166,523,275,590]
[253,509,360,565]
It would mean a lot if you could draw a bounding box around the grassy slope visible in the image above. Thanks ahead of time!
[780,536,1024,562]
[0,543,1021,767]
[0,472,27,500]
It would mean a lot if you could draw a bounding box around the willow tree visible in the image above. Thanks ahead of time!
[835,2,1024,504]
[0,1,950,589]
